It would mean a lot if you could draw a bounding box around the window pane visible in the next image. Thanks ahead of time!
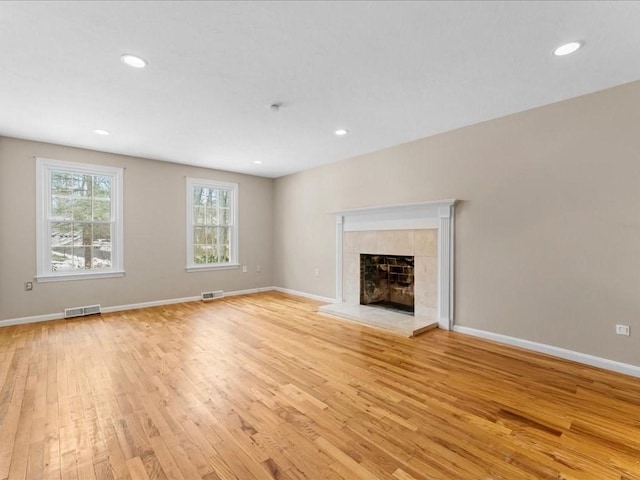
[206,226,217,246]
[91,246,111,269]
[51,172,73,195]
[205,188,217,207]
[93,176,111,198]
[194,207,206,225]
[91,253,111,269]
[220,190,229,208]
[73,246,90,269]
[192,187,201,205]
[194,226,206,244]
[220,245,230,263]
[73,198,92,221]
[219,226,229,248]
[51,197,72,220]
[92,224,111,245]
[93,198,111,221]
[206,206,218,225]
[51,247,73,271]
[206,245,218,263]
[194,245,207,264]
[193,187,209,207]
[51,222,73,246]
[220,208,230,226]
[72,174,92,197]
[73,223,93,246]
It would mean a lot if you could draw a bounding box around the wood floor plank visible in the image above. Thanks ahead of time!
[126,457,150,480]
[1,291,640,479]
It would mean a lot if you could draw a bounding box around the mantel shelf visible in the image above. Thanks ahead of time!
[333,199,456,216]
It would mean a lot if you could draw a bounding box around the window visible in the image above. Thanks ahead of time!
[36,158,124,282]
[186,178,238,271]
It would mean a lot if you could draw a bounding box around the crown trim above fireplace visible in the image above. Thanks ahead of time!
[332,200,456,330]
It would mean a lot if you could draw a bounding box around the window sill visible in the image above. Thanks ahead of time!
[36,271,125,283]
[186,263,239,273]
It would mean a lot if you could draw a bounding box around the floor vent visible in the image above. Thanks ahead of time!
[64,304,102,319]
[201,290,224,301]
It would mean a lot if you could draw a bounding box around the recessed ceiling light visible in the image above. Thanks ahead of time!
[335,129,349,136]
[93,129,110,135]
[253,160,263,165]
[553,41,583,56]
[120,53,148,68]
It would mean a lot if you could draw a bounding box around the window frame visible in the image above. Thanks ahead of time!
[186,177,239,272]
[35,157,124,282]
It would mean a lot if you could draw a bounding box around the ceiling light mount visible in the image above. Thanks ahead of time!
[93,129,111,136]
[120,53,148,68]
[270,103,282,113]
[553,41,583,57]
[335,129,349,136]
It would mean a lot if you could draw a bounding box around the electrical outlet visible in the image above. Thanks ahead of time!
[24,281,33,291]
[256,265,262,272]
[242,265,248,273]
[314,268,320,277]
[616,324,630,336]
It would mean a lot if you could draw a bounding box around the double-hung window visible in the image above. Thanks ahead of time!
[36,158,124,281]
[186,178,238,271]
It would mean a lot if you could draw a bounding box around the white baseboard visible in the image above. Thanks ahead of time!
[223,287,275,297]
[0,287,275,328]
[271,287,337,304]
[101,296,201,314]
[454,325,640,379]
[0,312,64,328]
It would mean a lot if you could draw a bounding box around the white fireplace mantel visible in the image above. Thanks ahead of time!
[333,199,456,330]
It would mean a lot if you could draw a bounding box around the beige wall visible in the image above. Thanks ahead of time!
[0,137,273,321]
[273,81,640,366]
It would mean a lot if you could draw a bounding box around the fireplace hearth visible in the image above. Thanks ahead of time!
[360,254,415,315]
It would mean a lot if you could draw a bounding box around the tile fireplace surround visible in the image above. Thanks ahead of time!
[348,232,434,315]
[319,200,456,336]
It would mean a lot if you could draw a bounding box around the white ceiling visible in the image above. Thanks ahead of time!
[1,1,639,178]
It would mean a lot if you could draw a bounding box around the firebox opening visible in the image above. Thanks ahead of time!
[360,254,415,315]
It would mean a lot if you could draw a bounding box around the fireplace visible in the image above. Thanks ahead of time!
[324,199,455,334]
[360,254,415,315]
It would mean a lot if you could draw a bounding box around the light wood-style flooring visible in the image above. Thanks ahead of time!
[1,292,640,479]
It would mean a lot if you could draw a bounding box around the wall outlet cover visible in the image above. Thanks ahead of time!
[616,324,630,336]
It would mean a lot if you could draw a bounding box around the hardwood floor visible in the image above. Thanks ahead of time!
[1,292,640,480]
